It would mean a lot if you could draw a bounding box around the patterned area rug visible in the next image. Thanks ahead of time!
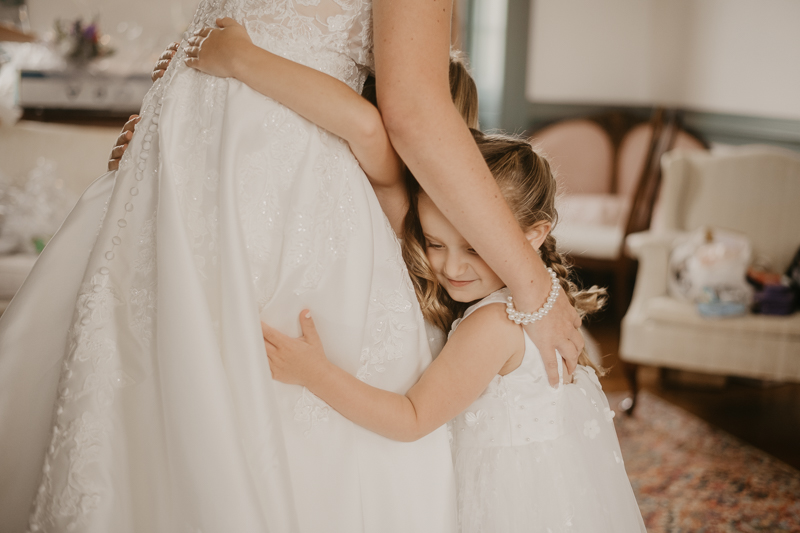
[610,390,800,532]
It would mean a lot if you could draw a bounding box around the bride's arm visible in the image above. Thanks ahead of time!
[264,307,521,442]
[372,0,583,384]
[185,18,407,232]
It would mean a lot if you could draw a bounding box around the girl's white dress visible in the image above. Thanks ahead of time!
[0,1,456,532]
[450,289,646,533]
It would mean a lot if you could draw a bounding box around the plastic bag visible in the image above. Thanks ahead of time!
[669,227,752,317]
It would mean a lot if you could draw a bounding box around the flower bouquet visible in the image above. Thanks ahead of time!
[53,18,115,66]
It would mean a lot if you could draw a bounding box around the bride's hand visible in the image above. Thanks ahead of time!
[262,311,331,387]
[522,290,584,387]
[184,17,253,79]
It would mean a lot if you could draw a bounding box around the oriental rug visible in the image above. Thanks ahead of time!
[610,390,800,532]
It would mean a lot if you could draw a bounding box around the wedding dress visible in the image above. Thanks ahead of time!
[0,1,456,532]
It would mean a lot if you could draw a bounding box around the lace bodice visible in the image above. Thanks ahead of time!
[188,0,374,91]
[450,289,567,448]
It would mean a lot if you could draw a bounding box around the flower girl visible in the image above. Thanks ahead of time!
[265,130,647,532]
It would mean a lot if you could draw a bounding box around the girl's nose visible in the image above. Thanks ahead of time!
[443,251,468,278]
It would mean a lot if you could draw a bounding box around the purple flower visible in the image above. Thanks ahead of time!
[84,24,98,43]
[55,17,114,62]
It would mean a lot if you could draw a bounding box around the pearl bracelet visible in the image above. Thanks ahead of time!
[506,267,561,325]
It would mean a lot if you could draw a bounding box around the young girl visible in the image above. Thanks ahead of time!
[265,130,647,532]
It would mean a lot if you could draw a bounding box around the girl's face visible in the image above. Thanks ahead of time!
[418,193,504,303]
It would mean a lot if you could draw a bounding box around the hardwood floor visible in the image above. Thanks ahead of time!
[588,320,800,470]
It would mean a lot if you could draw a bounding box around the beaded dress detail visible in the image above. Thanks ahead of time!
[450,289,645,533]
[0,1,456,532]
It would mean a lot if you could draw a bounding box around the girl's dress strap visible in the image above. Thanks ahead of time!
[449,288,510,337]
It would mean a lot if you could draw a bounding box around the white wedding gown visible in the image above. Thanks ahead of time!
[0,1,456,532]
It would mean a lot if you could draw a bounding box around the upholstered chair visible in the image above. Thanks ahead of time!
[620,145,800,412]
[531,111,707,318]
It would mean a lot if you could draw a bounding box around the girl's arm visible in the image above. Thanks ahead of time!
[108,115,140,171]
[109,43,179,171]
[372,0,583,385]
[185,18,407,233]
[263,306,522,442]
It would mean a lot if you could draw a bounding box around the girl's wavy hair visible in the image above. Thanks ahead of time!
[401,130,607,373]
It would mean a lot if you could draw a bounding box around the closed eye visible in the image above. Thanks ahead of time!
[427,243,445,250]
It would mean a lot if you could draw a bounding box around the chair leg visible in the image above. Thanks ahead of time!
[620,362,639,415]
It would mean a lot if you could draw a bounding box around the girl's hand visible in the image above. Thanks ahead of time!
[152,42,178,82]
[262,311,330,387]
[184,17,253,79]
[108,115,141,171]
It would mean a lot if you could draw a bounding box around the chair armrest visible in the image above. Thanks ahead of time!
[625,230,682,259]
[625,231,687,315]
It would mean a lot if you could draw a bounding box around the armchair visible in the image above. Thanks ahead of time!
[531,110,707,318]
[620,146,800,412]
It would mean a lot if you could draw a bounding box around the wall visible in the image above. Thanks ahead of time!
[527,0,800,121]
[485,0,800,151]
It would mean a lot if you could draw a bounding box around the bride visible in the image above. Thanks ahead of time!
[0,1,584,532]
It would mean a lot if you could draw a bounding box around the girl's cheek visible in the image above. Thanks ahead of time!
[426,251,442,274]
